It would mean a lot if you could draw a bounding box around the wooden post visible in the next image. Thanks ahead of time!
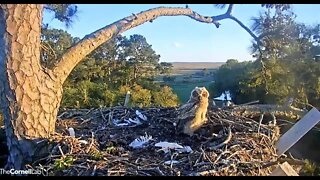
[124,91,131,107]
[269,162,299,176]
[276,107,320,156]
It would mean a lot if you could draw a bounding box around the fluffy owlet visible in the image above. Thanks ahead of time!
[176,87,210,136]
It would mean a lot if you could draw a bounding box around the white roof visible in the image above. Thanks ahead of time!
[214,91,232,101]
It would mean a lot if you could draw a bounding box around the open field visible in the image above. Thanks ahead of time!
[159,62,224,103]
[170,62,225,70]
[170,62,224,75]
[166,81,213,103]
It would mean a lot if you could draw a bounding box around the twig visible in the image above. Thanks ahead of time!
[107,170,127,175]
[236,100,260,106]
[57,111,68,119]
[91,165,97,176]
[213,150,231,164]
[258,113,264,134]
[294,99,317,109]
[100,108,107,121]
[277,119,320,132]
[80,117,92,124]
[155,167,165,176]
[261,158,305,169]
[189,169,217,176]
[41,41,57,59]
[58,145,66,158]
[108,110,114,126]
[200,145,215,165]
[209,127,232,150]
[193,152,204,167]
[137,170,152,176]
[86,132,95,153]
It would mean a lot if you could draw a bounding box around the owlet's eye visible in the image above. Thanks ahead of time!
[202,91,208,98]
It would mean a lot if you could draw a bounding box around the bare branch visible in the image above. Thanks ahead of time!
[212,12,262,46]
[228,15,260,43]
[41,41,57,60]
[52,7,223,83]
[213,5,260,44]
[226,4,234,15]
[52,6,261,84]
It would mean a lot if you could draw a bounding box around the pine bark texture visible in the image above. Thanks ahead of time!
[0,4,62,169]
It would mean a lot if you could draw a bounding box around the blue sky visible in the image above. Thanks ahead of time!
[43,4,320,62]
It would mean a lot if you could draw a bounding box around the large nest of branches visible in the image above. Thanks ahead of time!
[28,106,292,176]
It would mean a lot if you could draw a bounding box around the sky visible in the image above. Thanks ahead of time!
[43,4,320,62]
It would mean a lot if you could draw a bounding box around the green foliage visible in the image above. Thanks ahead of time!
[300,160,320,176]
[90,152,104,160]
[157,62,173,76]
[61,87,81,108]
[118,34,161,84]
[123,84,152,108]
[209,59,257,104]
[62,80,120,108]
[250,7,298,59]
[152,86,179,107]
[39,27,179,109]
[132,86,152,107]
[210,7,320,108]
[54,156,75,170]
[117,84,179,108]
[40,27,77,68]
[211,57,320,106]
[44,4,78,28]
[261,4,291,11]
[103,89,118,107]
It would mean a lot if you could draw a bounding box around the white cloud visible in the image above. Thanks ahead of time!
[173,42,183,48]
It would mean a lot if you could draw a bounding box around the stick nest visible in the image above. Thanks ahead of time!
[30,107,284,176]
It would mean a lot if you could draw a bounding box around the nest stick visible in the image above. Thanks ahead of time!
[99,108,107,121]
[58,145,66,158]
[91,165,97,176]
[257,113,264,134]
[86,132,95,153]
[209,127,232,150]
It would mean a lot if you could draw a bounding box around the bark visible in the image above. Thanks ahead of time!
[0,4,62,169]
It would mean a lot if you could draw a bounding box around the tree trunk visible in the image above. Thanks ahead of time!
[0,4,63,169]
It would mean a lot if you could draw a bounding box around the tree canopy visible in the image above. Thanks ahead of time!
[210,6,320,108]
[40,27,179,109]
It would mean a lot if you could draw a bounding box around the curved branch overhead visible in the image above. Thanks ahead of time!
[228,15,260,43]
[52,5,259,84]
